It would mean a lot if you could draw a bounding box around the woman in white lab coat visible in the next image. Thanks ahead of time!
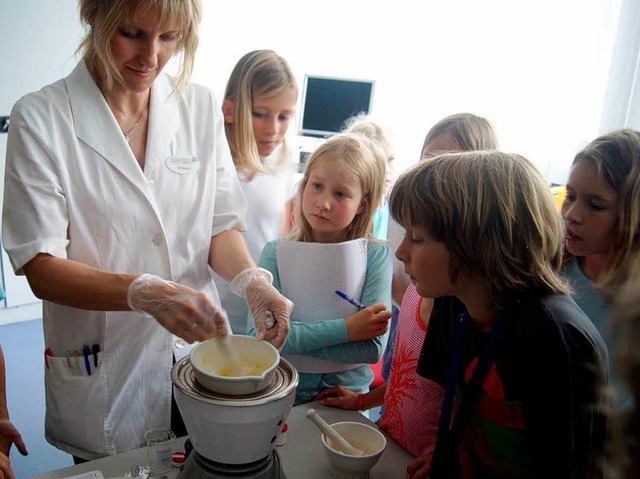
[1,0,292,462]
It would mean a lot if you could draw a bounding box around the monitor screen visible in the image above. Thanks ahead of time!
[299,75,375,138]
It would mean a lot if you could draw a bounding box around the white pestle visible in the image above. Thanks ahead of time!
[306,409,364,456]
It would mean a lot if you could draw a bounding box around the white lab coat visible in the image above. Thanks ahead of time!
[2,61,247,459]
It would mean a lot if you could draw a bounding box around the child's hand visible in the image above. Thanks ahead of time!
[315,386,359,410]
[406,453,432,479]
[345,303,391,341]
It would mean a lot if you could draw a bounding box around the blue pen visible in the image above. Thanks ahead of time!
[82,345,92,376]
[335,290,365,311]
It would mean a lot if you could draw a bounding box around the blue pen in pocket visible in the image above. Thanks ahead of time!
[82,345,92,376]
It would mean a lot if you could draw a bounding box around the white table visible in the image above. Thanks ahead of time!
[27,402,415,478]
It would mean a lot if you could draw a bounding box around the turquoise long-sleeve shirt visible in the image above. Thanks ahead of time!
[248,238,393,404]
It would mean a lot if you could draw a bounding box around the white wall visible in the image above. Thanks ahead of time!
[0,0,84,317]
[192,0,623,184]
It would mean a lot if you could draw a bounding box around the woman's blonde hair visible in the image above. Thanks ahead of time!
[390,151,568,308]
[571,128,640,299]
[290,132,387,243]
[421,113,499,157]
[78,0,201,92]
[224,50,298,173]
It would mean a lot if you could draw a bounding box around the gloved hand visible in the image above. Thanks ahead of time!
[230,268,293,349]
[127,274,231,343]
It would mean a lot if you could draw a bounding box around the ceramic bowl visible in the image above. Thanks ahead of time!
[189,335,279,396]
[321,421,387,479]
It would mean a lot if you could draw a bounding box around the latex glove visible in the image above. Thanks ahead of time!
[230,268,293,349]
[127,274,231,343]
[0,419,27,458]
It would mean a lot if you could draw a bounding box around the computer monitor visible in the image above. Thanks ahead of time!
[299,75,375,138]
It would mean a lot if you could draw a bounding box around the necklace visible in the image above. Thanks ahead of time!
[122,106,148,143]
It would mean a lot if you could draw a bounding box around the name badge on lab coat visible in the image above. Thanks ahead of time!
[166,155,200,175]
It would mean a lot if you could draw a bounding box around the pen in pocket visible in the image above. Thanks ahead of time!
[92,344,100,368]
[44,347,53,370]
[72,351,80,371]
[82,345,92,376]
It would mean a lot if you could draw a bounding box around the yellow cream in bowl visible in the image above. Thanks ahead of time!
[200,354,269,377]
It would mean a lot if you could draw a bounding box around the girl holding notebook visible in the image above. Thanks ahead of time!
[248,132,393,404]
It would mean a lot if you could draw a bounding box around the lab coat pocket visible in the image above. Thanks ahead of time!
[45,353,109,455]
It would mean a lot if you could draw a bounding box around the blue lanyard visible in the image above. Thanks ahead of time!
[435,310,468,444]
[431,309,508,477]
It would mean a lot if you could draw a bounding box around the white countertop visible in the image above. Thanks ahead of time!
[27,402,415,479]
